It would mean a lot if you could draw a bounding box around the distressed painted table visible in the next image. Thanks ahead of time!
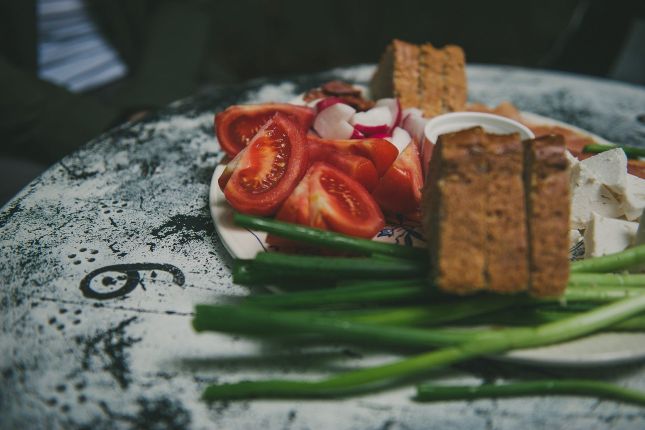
[2,65,645,430]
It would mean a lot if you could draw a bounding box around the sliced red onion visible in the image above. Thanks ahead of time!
[313,103,356,140]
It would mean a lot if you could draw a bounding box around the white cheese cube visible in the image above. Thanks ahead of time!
[583,212,638,258]
[570,162,623,229]
[620,174,645,221]
[579,148,627,194]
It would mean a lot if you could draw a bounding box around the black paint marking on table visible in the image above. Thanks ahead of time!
[76,316,141,389]
[79,263,185,300]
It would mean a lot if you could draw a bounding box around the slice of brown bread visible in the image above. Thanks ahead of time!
[418,43,444,117]
[423,126,487,294]
[371,40,466,116]
[483,132,528,293]
[523,135,570,297]
[370,39,420,109]
[441,45,467,113]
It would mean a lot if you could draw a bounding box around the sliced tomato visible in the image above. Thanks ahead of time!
[372,141,424,216]
[221,113,308,215]
[308,162,385,238]
[308,136,399,176]
[215,103,315,157]
[307,141,379,191]
[274,169,311,225]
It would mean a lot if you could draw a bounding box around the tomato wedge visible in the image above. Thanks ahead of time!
[215,104,315,157]
[372,141,424,216]
[221,113,308,215]
[274,168,311,225]
[307,141,379,191]
[308,162,385,238]
[308,136,399,176]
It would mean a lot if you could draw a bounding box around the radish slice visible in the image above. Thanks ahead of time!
[375,98,402,132]
[313,103,356,140]
[350,128,365,139]
[353,123,390,135]
[350,105,390,126]
[385,127,412,153]
[316,97,345,113]
[401,109,427,147]
[401,107,423,121]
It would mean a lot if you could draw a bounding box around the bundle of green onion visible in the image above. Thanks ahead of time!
[192,213,645,406]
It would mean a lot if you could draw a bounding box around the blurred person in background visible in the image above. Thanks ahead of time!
[0,0,212,203]
[1,0,642,205]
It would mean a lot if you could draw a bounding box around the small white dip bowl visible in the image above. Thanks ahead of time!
[424,111,535,144]
[421,112,535,174]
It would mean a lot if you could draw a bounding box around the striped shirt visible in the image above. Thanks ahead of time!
[38,0,127,92]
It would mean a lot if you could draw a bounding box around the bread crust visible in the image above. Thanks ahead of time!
[524,135,570,297]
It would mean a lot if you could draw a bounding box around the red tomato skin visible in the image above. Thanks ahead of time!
[307,141,379,191]
[372,142,424,216]
[308,162,385,238]
[215,104,315,158]
[308,136,398,176]
[223,113,309,216]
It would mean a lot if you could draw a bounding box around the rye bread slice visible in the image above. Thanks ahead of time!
[419,44,467,117]
[524,135,570,297]
[441,45,467,112]
[418,43,444,117]
[423,126,487,294]
[483,132,529,293]
[370,39,420,109]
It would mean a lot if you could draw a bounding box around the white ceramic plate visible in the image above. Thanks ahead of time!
[209,112,645,367]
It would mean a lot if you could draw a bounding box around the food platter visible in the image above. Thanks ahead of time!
[209,107,645,367]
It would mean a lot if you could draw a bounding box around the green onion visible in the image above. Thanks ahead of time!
[233,253,426,285]
[194,286,645,352]
[571,245,645,273]
[244,279,429,308]
[199,293,645,400]
[415,380,645,406]
[568,273,645,287]
[233,213,427,260]
[583,143,645,159]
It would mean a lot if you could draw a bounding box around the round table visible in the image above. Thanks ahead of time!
[2,65,645,429]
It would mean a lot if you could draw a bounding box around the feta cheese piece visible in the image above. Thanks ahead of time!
[579,148,627,194]
[583,212,638,258]
[570,162,622,229]
[620,174,645,221]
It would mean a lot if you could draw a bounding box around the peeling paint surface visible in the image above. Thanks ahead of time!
[2,66,645,429]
